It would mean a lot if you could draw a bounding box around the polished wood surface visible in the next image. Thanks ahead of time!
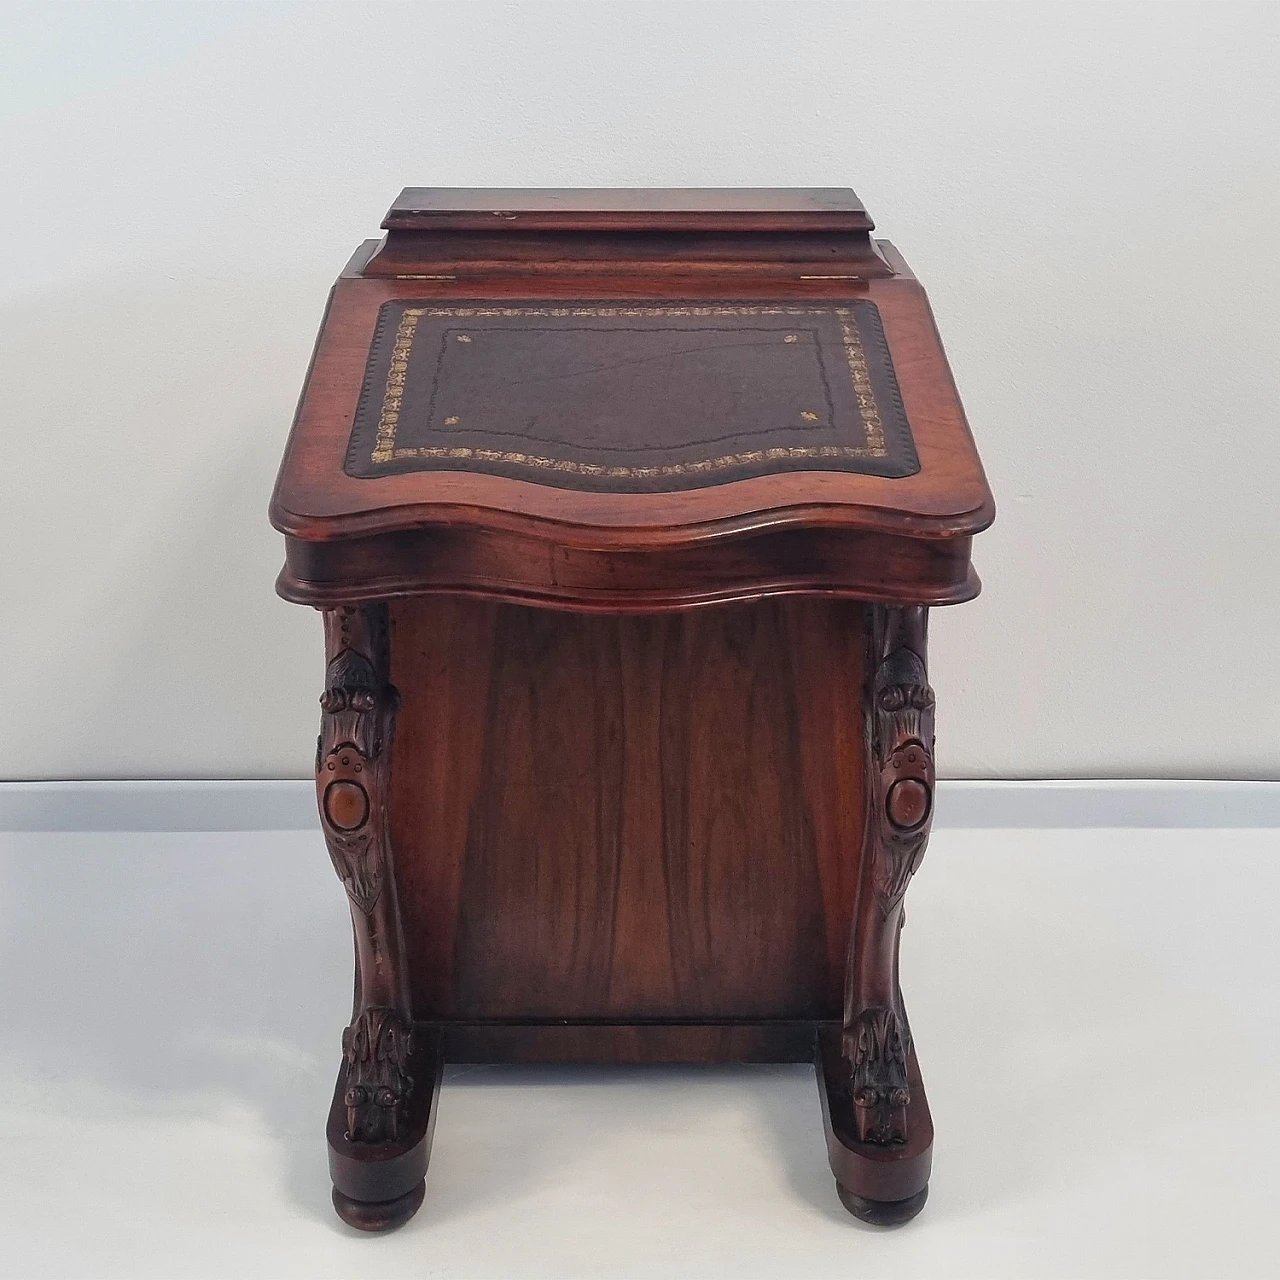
[366,186,889,278]
[383,186,874,230]
[388,596,866,1023]
[275,188,989,1230]
[270,187,992,615]
[280,521,978,611]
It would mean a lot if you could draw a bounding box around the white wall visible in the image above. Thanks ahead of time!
[3,0,1278,781]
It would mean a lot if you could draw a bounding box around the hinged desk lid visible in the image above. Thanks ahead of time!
[271,188,993,612]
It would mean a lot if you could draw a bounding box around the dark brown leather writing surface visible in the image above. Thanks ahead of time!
[344,300,918,492]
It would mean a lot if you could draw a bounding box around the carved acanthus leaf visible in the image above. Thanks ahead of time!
[341,1007,414,1143]
[871,646,935,916]
[326,829,385,914]
[317,641,397,917]
[846,1005,911,1144]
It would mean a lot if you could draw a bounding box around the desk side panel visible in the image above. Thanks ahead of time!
[388,596,867,1023]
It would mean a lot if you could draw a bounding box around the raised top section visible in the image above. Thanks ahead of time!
[364,186,890,280]
[384,187,874,233]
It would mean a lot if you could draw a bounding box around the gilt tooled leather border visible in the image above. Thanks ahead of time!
[343,302,920,492]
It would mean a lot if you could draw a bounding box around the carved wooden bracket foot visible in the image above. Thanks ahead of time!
[327,1027,445,1231]
[816,1024,932,1220]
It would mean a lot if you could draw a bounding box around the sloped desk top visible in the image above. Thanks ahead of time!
[344,300,919,490]
[271,188,993,610]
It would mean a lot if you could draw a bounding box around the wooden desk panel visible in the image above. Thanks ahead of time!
[389,596,866,1025]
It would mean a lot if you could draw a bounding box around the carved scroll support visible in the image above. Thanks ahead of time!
[843,604,935,1146]
[317,603,414,1146]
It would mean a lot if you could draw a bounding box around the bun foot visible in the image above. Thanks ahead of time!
[836,1181,928,1226]
[332,1179,425,1232]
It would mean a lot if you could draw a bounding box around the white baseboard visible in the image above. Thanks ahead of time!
[933,779,1280,828]
[0,780,317,832]
[0,778,1277,832]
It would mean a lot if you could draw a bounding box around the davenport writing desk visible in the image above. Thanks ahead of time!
[270,187,993,1231]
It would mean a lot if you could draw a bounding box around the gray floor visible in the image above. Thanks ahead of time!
[2,825,1277,1278]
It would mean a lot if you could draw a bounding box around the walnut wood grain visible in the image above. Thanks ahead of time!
[388,595,867,1024]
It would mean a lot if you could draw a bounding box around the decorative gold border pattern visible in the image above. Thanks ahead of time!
[371,308,421,460]
[840,313,886,454]
[369,305,889,474]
